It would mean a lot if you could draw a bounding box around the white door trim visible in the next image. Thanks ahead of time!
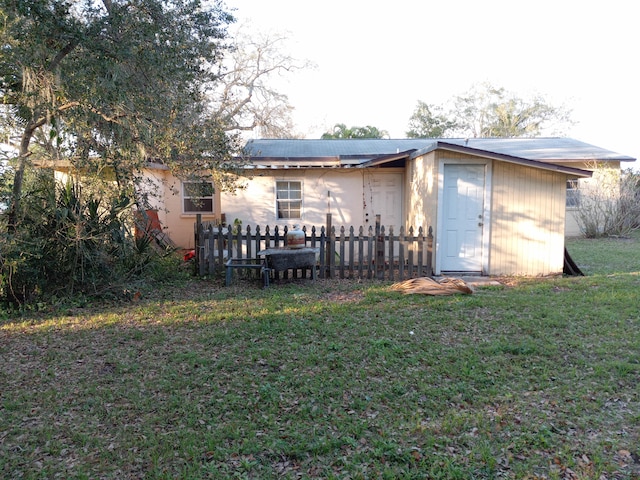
[435,158,492,275]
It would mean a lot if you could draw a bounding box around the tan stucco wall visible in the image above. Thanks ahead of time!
[220,168,404,233]
[140,167,221,249]
[140,167,404,249]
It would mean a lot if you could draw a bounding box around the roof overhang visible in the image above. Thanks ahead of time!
[356,150,416,168]
[360,141,592,178]
[244,156,342,169]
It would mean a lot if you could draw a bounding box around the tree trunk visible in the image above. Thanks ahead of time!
[6,123,37,232]
[6,102,78,232]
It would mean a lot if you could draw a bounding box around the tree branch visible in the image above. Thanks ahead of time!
[48,38,81,72]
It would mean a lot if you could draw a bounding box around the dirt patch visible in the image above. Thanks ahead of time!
[321,290,366,303]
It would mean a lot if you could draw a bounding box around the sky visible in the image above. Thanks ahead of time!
[224,0,639,167]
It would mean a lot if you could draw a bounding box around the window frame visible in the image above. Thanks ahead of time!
[275,180,303,220]
[182,180,215,215]
[566,178,580,209]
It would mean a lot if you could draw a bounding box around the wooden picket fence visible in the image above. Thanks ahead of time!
[194,214,433,282]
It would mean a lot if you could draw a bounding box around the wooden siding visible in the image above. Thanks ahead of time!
[489,162,567,275]
[406,152,437,255]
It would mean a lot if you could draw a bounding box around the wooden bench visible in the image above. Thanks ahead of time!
[225,258,271,288]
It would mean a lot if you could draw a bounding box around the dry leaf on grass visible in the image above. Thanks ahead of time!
[390,277,474,295]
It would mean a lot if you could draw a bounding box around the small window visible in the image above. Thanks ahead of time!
[566,179,580,208]
[183,181,214,214]
[276,180,302,219]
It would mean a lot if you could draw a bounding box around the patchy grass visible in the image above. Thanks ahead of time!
[1,234,640,479]
[566,229,640,275]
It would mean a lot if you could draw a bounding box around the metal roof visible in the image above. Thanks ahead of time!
[443,138,635,163]
[243,138,635,169]
[244,138,439,160]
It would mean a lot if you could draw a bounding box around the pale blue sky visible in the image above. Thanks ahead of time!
[225,0,638,166]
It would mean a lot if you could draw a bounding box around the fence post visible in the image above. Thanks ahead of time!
[233,223,242,259]
[319,226,326,279]
[358,226,365,279]
[398,226,406,280]
[216,225,224,271]
[415,226,423,277]
[264,225,271,249]
[302,225,311,279]
[255,225,262,256]
[388,225,395,282]
[195,214,206,276]
[367,225,374,279]
[326,214,333,278]
[339,226,346,279]
[329,226,336,279]
[427,226,434,276]
[375,215,384,280]
[225,225,233,261]
[246,225,253,259]
[348,226,355,278]
[408,226,415,278]
[208,223,215,275]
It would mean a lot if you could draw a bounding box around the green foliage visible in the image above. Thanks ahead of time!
[0,172,169,306]
[321,123,389,139]
[0,0,243,303]
[406,100,458,138]
[1,0,241,229]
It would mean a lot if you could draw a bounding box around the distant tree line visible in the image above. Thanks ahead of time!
[321,83,573,140]
[321,124,389,139]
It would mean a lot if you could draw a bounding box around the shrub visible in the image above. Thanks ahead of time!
[575,166,640,238]
[0,171,173,306]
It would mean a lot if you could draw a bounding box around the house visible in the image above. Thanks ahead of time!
[145,137,634,276]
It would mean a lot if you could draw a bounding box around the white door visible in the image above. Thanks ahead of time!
[441,164,485,272]
[365,172,403,231]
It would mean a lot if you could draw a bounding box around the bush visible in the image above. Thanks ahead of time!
[0,171,176,306]
[575,166,640,238]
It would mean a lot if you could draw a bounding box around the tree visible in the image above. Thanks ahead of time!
[321,123,389,139]
[406,101,458,138]
[407,83,572,139]
[0,0,242,303]
[0,0,237,231]
[211,25,311,139]
[451,82,573,138]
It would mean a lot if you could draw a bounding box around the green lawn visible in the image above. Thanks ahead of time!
[1,233,639,479]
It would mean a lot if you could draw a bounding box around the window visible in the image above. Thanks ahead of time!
[276,180,302,219]
[182,181,214,214]
[566,179,580,208]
